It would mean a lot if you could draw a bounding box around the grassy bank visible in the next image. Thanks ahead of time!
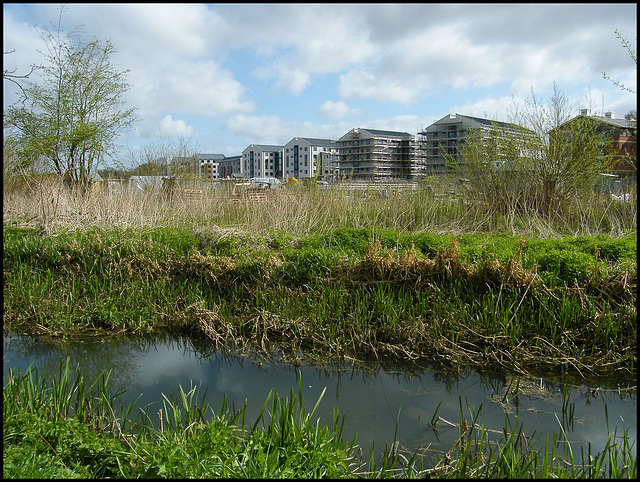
[3,223,636,379]
[3,359,636,478]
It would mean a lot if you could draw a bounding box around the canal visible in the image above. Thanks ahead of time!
[3,333,636,469]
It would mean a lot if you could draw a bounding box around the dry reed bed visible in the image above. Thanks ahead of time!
[4,178,637,237]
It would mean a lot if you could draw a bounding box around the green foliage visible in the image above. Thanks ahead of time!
[3,361,357,479]
[3,12,137,189]
[404,232,454,257]
[279,247,336,285]
[3,225,636,376]
[300,226,400,255]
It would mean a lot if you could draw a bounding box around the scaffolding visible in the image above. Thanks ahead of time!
[338,130,419,181]
[410,132,429,179]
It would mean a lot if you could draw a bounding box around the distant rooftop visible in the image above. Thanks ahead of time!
[291,137,338,146]
[248,144,284,151]
[343,127,413,139]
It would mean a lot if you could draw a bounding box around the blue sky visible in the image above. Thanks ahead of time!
[3,3,637,168]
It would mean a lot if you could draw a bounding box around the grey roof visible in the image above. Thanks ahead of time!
[339,128,413,141]
[249,144,284,151]
[359,128,413,138]
[553,114,637,133]
[587,115,636,129]
[197,153,226,161]
[291,137,337,147]
[457,114,526,130]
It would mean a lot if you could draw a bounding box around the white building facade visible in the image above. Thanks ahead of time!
[197,153,224,181]
[283,137,339,180]
[241,144,284,179]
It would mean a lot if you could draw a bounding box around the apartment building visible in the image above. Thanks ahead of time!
[196,153,223,181]
[283,137,339,180]
[418,114,533,174]
[218,155,241,179]
[551,110,637,191]
[242,144,284,179]
[580,110,636,178]
[337,128,414,181]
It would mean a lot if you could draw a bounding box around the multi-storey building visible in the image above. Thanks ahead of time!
[241,144,284,179]
[580,110,636,178]
[337,128,414,181]
[418,114,533,174]
[197,153,223,181]
[218,155,241,179]
[550,110,637,191]
[283,137,339,180]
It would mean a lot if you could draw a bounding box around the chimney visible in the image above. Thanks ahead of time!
[605,112,615,119]
[580,109,589,116]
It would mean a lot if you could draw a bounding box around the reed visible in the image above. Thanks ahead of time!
[411,398,637,479]
[4,223,636,378]
[3,358,357,478]
[4,357,636,479]
[3,179,636,238]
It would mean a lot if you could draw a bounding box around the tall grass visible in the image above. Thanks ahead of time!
[3,358,357,478]
[3,178,636,238]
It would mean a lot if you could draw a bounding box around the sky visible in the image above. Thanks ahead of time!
[3,3,637,168]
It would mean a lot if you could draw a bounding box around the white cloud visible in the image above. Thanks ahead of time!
[318,101,359,121]
[363,115,426,135]
[452,97,521,123]
[157,60,255,117]
[222,114,347,144]
[254,65,311,96]
[157,115,197,138]
[338,70,420,105]
[222,114,291,145]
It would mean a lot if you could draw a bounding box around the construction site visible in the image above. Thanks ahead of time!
[336,128,427,182]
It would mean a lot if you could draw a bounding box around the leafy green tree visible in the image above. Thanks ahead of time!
[4,12,137,193]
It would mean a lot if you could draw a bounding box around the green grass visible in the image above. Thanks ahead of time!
[3,359,636,478]
[3,358,358,479]
[3,225,636,378]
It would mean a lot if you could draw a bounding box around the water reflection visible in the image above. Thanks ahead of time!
[3,333,636,465]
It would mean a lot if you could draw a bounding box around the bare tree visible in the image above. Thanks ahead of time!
[603,29,637,94]
[3,50,38,102]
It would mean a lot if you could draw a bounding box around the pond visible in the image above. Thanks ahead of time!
[3,333,636,468]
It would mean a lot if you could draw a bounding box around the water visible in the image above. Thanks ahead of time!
[3,333,636,467]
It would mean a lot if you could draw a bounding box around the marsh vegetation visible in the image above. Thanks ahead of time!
[3,181,637,478]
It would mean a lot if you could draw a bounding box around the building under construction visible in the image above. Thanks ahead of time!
[337,128,416,181]
[417,114,536,174]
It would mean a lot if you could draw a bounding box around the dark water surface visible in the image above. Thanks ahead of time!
[3,333,636,466]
